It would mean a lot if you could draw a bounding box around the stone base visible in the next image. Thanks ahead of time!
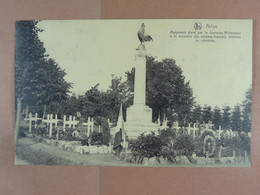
[126,104,152,123]
[124,122,159,139]
[125,104,159,139]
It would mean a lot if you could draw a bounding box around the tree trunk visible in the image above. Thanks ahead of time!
[15,98,22,145]
[43,104,47,119]
[25,104,29,118]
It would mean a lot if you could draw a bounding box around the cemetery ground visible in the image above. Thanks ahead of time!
[15,117,251,167]
[15,136,249,167]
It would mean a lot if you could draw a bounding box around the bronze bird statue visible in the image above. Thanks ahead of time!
[137,23,153,44]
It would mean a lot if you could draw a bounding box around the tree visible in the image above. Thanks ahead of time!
[190,104,203,123]
[222,105,231,130]
[15,20,46,144]
[80,84,109,118]
[212,106,222,130]
[15,20,71,143]
[202,105,213,123]
[242,86,252,132]
[32,58,71,116]
[15,21,71,110]
[231,105,242,131]
[106,75,133,122]
[94,117,111,145]
[59,94,81,116]
[126,56,194,125]
[15,21,46,104]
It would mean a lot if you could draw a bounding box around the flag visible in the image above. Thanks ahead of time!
[117,104,125,147]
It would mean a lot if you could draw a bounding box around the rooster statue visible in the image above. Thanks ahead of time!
[137,23,153,45]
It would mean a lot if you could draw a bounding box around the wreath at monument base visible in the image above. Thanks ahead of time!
[203,135,216,157]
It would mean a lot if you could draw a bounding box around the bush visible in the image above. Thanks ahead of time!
[81,139,90,146]
[161,145,176,162]
[216,136,231,148]
[221,146,233,157]
[129,132,164,158]
[216,132,251,157]
[175,127,185,135]
[59,128,82,141]
[194,137,204,157]
[90,132,103,145]
[158,128,176,145]
[229,133,251,156]
[34,127,48,137]
[173,134,194,156]
[100,119,111,145]
[18,126,27,137]
[94,117,111,145]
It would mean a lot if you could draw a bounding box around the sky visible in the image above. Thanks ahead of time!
[37,19,252,108]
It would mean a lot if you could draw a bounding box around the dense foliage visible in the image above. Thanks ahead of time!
[129,130,195,161]
[189,86,251,132]
[129,132,164,158]
[15,20,71,112]
[173,134,194,156]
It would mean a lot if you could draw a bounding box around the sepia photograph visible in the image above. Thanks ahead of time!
[14,19,252,166]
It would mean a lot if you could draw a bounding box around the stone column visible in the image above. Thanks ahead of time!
[125,45,158,139]
[133,46,146,105]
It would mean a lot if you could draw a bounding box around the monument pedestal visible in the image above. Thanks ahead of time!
[125,104,158,139]
[124,44,159,139]
[126,104,152,123]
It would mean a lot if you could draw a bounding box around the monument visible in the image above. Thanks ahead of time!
[124,23,159,139]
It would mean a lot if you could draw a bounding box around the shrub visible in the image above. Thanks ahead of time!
[229,133,251,155]
[101,120,111,146]
[81,139,90,146]
[59,128,81,141]
[216,136,231,148]
[158,128,176,145]
[94,117,111,145]
[129,132,164,158]
[18,126,27,137]
[161,145,176,162]
[221,146,233,157]
[217,132,251,157]
[194,137,204,157]
[90,132,103,145]
[34,127,48,137]
[173,134,194,156]
[175,127,185,135]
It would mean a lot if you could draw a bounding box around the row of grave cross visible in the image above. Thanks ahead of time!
[158,117,251,139]
[24,113,97,138]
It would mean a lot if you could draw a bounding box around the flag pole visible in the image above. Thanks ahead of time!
[120,104,126,147]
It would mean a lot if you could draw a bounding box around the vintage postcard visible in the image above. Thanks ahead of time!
[14,19,252,166]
